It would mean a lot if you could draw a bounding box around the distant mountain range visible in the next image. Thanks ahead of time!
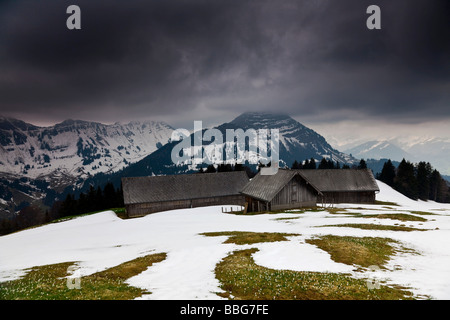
[344,138,450,176]
[88,112,355,182]
[0,116,172,217]
[344,140,411,163]
[0,117,173,187]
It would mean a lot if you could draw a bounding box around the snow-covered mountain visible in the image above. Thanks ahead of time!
[344,138,450,175]
[0,117,174,185]
[0,116,174,217]
[403,137,450,175]
[100,112,356,184]
[344,140,411,162]
[227,112,354,167]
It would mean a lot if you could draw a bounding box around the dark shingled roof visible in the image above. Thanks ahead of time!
[122,171,249,205]
[240,168,379,202]
[240,170,322,202]
[297,169,379,193]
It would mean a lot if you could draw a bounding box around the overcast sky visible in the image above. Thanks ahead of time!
[0,0,449,145]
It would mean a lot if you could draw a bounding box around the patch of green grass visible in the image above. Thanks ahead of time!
[409,211,437,216]
[283,209,306,213]
[325,208,349,214]
[375,200,399,206]
[306,235,397,268]
[273,217,300,221]
[51,207,126,223]
[321,223,428,232]
[348,207,385,211]
[201,231,299,245]
[215,248,414,300]
[225,208,317,216]
[325,211,428,222]
[360,213,427,222]
[112,207,127,219]
[0,253,166,300]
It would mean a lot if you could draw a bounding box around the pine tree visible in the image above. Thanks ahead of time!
[117,183,124,207]
[60,193,76,217]
[318,158,328,169]
[379,159,396,187]
[327,159,335,169]
[77,192,88,214]
[292,160,300,169]
[103,182,116,208]
[308,158,316,169]
[96,186,103,208]
[358,159,367,169]
[429,169,445,202]
[303,159,310,169]
[416,162,432,201]
[394,159,418,200]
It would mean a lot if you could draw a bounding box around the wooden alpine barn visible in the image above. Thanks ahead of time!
[299,168,380,205]
[240,169,322,212]
[121,171,249,218]
[241,168,379,213]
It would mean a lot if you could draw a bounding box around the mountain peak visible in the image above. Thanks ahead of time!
[230,112,296,130]
[219,111,353,167]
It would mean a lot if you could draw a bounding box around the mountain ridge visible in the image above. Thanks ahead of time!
[344,138,450,176]
[0,116,174,181]
[344,140,411,162]
[84,112,357,185]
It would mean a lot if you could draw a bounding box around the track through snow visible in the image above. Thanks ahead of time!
[1,180,450,299]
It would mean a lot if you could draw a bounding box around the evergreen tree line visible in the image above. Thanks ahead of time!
[58,182,124,217]
[197,163,257,178]
[377,159,450,202]
[291,157,368,170]
[198,163,246,173]
[198,158,369,174]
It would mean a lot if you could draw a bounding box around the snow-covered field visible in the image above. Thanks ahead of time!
[1,180,450,300]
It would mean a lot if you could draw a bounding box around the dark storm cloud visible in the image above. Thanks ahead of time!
[0,0,449,126]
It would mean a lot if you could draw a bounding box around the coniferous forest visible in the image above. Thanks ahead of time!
[377,159,450,203]
[57,182,124,218]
